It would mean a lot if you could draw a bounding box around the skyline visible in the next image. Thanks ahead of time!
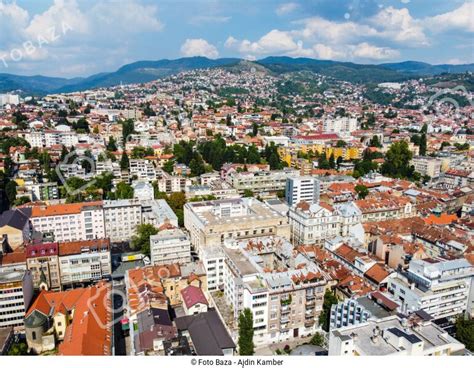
[0,0,472,78]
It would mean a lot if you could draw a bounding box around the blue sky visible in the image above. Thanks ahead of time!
[0,0,472,77]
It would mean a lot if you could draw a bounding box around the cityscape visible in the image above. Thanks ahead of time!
[0,0,473,365]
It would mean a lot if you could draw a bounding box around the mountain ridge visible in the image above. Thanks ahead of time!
[0,56,472,96]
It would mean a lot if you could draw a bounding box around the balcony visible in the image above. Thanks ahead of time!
[280,315,290,324]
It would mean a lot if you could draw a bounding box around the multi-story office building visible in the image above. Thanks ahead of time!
[222,236,328,345]
[330,292,399,330]
[226,169,300,196]
[328,314,465,356]
[141,199,179,228]
[150,228,191,266]
[0,269,34,329]
[184,198,290,253]
[24,130,78,149]
[411,156,442,179]
[30,202,105,243]
[29,182,60,201]
[26,242,61,290]
[157,172,191,193]
[323,117,358,135]
[285,177,320,206]
[201,246,226,292]
[129,159,160,181]
[387,258,474,320]
[58,239,111,287]
[103,199,142,242]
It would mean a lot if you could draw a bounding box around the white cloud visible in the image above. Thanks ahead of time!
[0,2,30,44]
[312,44,346,60]
[276,2,298,16]
[225,30,310,57]
[424,2,474,33]
[352,42,400,60]
[180,38,219,58]
[189,15,231,25]
[91,0,163,33]
[26,0,89,39]
[295,17,379,44]
[370,6,428,46]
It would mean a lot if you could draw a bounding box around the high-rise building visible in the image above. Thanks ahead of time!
[0,269,34,329]
[285,177,320,206]
[150,228,191,266]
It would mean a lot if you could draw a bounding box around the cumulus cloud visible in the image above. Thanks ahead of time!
[295,16,379,44]
[370,6,429,46]
[424,2,474,33]
[352,42,400,60]
[0,2,29,44]
[0,0,165,75]
[276,2,299,16]
[180,38,219,58]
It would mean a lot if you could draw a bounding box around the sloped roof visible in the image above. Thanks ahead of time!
[181,285,208,309]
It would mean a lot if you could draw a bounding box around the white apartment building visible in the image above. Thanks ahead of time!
[157,172,191,193]
[129,159,160,181]
[184,198,290,253]
[24,130,78,148]
[150,228,191,266]
[222,237,328,346]
[141,199,179,229]
[0,94,20,106]
[226,169,300,195]
[0,269,34,329]
[132,181,154,200]
[58,239,111,287]
[328,315,465,356]
[201,246,225,292]
[285,176,320,206]
[387,258,474,320]
[411,156,442,179]
[323,117,358,135]
[289,202,341,245]
[289,201,362,245]
[103,199,142,242]
[30,202,106,243]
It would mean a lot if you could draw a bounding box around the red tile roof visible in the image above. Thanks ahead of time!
[181,285,208,309]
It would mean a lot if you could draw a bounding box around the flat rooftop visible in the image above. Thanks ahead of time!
[223,247,258,276]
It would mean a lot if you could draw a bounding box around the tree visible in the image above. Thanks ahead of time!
[131,224,158,256]
[5,180,17,204]
[107,137,118,151]
[252,122,259,137]
[381,141,415,180]
[238,308,255,356]
[310,332,324,347]
[336,140,347,148]
[319,289,338,332]
[243,189,254,198]
[163,160,174,174]
[328,153,336,169]
[355,184,369,199]
[189,154,206,177]
[120,152,129,170]
[419,133,427,156]
[455,316,474,351]
[369,135,382,148]
[8,342,28,356]
[115,182,134,199]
